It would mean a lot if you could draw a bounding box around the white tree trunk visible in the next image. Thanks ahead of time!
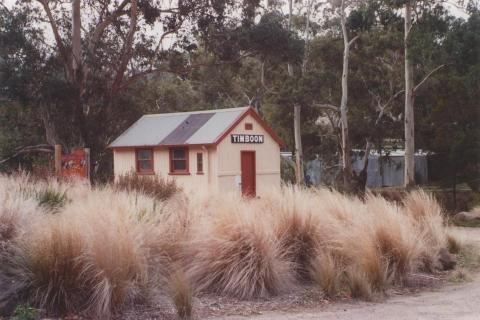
[404,1,415,188]
[340,0,353,191]
[71,0,81,74]
[288,0,305,184]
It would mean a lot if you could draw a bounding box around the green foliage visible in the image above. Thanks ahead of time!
[0,2,478,187]
[281,157,296,184]
[12,305,40,320]
[36,188,67,212]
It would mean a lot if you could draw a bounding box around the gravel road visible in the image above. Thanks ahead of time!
[212,227,480,320]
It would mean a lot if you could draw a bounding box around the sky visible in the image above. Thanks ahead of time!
[2,0,469,46]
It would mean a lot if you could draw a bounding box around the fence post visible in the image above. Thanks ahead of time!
[84,148,91,181]
[54,144,62,176]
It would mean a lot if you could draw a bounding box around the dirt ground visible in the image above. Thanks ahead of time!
[208,227,480,320]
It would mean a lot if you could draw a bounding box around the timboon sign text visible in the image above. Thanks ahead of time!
[231,134,264,144]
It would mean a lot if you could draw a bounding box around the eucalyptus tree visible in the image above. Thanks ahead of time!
[390,0,450,187]
[3,0,260,178]
[312,0,367,191]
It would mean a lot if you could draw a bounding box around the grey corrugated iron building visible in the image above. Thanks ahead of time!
[304,150,429,188]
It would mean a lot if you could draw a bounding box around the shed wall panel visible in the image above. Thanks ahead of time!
[216,114,281,196]
[113,149,136,177]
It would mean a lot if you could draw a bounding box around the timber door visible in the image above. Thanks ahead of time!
[241,151,256,197]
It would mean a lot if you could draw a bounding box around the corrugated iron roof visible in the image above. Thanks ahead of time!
[109,107,249,148]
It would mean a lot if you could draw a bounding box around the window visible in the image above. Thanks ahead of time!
[170,147,189,174]
[136,149,153,174]
[245,123,253,130]
[196,153,203,174]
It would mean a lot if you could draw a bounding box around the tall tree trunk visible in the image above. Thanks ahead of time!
[340,0,353,192]
[71,0,81,75]
[288,0,305,184]
[404,1,415,188]
[293,104,304,183]
[354,139,372,194]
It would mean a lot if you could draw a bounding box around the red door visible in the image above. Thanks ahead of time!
[241,151,256,197]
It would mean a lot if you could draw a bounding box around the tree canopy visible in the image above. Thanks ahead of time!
[0,0,478,187]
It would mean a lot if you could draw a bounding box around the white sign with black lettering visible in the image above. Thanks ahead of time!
[231,134,264,144]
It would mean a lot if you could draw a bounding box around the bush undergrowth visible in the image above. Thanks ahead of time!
[0,174,453,318]
[114,171,179,201]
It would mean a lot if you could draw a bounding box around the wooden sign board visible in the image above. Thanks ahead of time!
[55,146,90,179]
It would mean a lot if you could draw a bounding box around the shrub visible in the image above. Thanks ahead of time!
[114,172,179,201]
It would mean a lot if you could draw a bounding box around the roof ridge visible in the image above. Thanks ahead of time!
[143,106,249,118]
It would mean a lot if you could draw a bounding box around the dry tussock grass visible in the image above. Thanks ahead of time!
[0,174,452,318]
[183,194,295,299]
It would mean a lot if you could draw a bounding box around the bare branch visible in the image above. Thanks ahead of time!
[37,0,72,79]
[88,0,130,54]
[148,27,181,70]
[413,64,446,93]
[0,145,54,165]
[111,0,138,95]
[314,103,339,112]
[348,35,360,47]
[0,2,11,13]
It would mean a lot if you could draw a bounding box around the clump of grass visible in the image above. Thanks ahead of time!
[308,251,341,297]
[114,171,179,201]
[455,243,480,272]
[20,218,87,314]
[452,219,480,228]
[0,179,40,243]
[365,195,423,282]
[4,187,176,318]
[0,174,454,317]
[345,267,373,300]
[36,188,67,212]
[184,195,294,299]
[11,304,40,320]
[169,270,193,320]
[271,187,324,281]
[448,268,471,283]
[403,191,447,270]
[447,234,462,254]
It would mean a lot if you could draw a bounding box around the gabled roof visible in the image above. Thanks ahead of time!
[109,106,284,148]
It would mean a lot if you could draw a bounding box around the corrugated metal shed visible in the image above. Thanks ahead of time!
[109,107,249,147]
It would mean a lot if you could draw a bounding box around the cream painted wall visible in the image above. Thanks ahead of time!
[216,113,281,196]
[113,146,210,192]
[157,146,210,192]
[113,148,136,176]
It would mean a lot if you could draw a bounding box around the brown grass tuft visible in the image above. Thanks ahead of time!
[272,188,324,281]
[114,171,180,201]
[0,174,453,316]
[308,251,341,297]
[447,234,462,254]
[184,196,294,299]
[345,267,373,300]
[403,191,447,270]
[169,269,193,320]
